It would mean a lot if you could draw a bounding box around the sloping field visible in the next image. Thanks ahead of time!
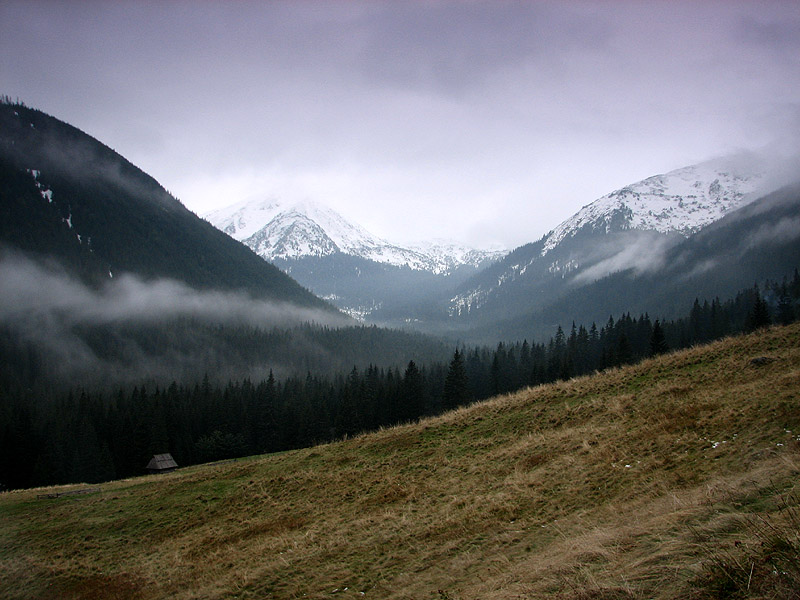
[2,324,799,599]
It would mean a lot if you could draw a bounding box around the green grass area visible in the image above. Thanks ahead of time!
[2,323,799,599]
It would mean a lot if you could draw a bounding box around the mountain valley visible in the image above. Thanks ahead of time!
[2,98,799,495]
[206,152,800,342]
[5,2,800,598]
[0,101,453,390]
[2,98,800,599]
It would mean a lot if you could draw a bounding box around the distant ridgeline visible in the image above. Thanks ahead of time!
[2,272,797,490]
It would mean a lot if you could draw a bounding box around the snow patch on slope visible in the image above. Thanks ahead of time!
[409,239,505,273]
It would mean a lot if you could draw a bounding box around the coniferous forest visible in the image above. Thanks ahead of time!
[2,272,798,490]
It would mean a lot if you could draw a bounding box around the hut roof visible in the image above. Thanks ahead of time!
[147,453,178,471]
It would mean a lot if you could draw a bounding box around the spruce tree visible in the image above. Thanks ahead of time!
[616,333,633,366]
[443,349,470,410]
[650,320,669,356]
[776,285,795,326]
[400,361,424,422]
[746,288,771,331]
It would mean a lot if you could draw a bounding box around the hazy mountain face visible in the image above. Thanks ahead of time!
[455,185,800,344]
[204,152,798,336]
[0,102,469,389]
[540,154,774,255]
[9,97,792,351]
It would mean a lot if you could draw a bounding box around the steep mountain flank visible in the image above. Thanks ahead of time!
[0,101,329,309]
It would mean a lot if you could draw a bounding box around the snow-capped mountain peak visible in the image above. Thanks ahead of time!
[205,199,505,274]
[540,154,772,256]
[205,197,385,259]
[446,152,790,323]
[203,196,284,241]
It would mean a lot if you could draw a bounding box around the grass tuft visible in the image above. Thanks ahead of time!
[690,491,800,599]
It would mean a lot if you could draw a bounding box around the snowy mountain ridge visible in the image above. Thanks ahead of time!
[446,153,786,320]
[204,198,505,274]
[541,154,771,256]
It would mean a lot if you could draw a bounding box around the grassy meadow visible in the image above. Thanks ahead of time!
[1,323,799,599]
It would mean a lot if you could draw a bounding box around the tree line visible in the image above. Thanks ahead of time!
[1,272,798,490]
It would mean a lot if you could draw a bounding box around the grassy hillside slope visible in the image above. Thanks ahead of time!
[2,324,799,599]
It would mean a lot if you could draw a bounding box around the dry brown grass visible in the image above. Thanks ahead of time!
[2,323,799,599]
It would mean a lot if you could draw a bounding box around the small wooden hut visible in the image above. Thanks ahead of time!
[146,453,178,474]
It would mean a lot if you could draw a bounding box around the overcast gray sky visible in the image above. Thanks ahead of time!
[2,1,799,249]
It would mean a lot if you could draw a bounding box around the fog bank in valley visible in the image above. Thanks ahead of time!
[0,250,351,389]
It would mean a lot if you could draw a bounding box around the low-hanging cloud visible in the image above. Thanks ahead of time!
[0,250,350,388]
[743,215,800,251]
[570,232,679,286]
[0,251,348,329]
[4,1,800,250]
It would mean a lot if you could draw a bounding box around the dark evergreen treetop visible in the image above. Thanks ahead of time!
[746,286,772,332]
[443,349,470,410]
[650,320,669,356]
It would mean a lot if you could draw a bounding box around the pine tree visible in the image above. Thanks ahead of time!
[776,284,795,326]
[616,333,633,366]
[443,349,470,410]
[746,287,771,331]
[490,352,501,395]
[650,320,669,356]
[253,371,277,452]
[400,361,424,422]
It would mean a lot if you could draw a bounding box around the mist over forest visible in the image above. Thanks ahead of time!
[1,98,800,494]
[0,249,452,391]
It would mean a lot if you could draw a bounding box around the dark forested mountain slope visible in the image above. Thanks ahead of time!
[0,100,328,309]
